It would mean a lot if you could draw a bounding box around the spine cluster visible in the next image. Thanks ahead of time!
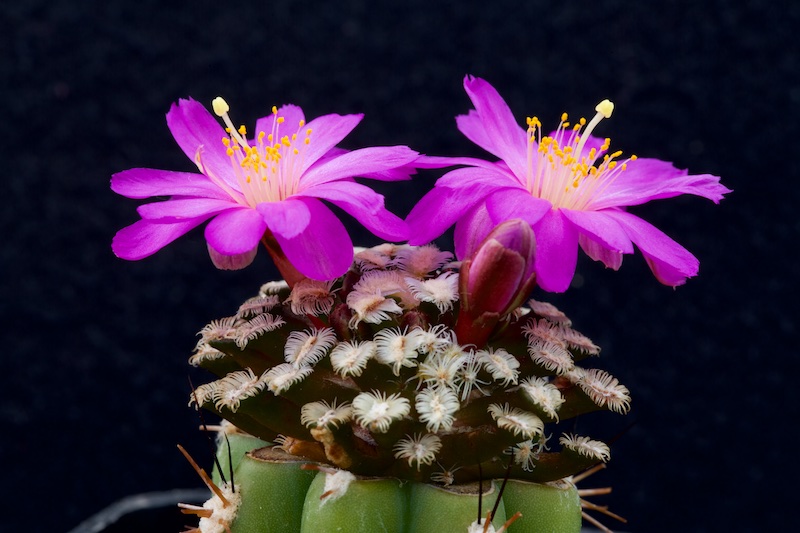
[190,243,629,485]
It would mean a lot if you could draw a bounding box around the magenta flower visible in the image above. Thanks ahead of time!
[407,76,731,292]
[112,97,418,281]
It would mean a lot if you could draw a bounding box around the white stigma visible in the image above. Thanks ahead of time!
[212,96,248,148]
[573,99,614,159]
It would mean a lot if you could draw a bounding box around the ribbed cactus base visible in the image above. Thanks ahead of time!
[501,479,582,532]
[203,442,581,533]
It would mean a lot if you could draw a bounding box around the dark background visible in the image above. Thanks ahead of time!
[3,1,797,531]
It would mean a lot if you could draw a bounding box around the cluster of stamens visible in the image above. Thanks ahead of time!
[524,100,637,211]
[210,97,312,205]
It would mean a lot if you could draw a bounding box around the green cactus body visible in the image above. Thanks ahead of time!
[405,480,506,533]
[301,471,406,532]
[230,448,316,532]
[184,243,629,532]
[500,479,582,533]
[211,427,271,487]
[209,447,579,533]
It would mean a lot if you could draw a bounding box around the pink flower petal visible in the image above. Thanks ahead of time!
[564,208,632,271]
[308,147,417,182]
[254,104,306,139]
[579,234,624,270]
[268,198,354,280]
[413,155,508,171]
[137,197,237,220]
[256,198,311,240]
[204,207,267,255]
[111,169,229,200]
[299,113,364,173]
[531,209,580,293]
[112,218,206,260]
[454,202,493,259]
[485,188,552,227]
[406,167,507,246]
[359,162,418,182]
[455,109,499,157]
[300,146,419,188]
[207,243,258,270]
[462,76,528,178]
[603,210,699,286]
[435,162,517,188]
[560,209,634,255]
[299,181,408,241]
[592,158,731,209]
[166,99,231,183]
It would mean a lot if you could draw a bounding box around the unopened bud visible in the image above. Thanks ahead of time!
[462,219,536,316]
[456,220,537,347]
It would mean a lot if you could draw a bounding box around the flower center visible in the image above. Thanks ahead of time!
[212,97,312,206]
[524,99,636,211]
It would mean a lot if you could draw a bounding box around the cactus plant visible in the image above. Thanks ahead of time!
[112,75,729,532]
[180,234,627,532]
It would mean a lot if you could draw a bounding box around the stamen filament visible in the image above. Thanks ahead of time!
[211,98,313,207]
[524,99,628,211]
[212,97,249,149]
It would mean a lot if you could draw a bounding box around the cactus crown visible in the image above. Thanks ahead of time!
[190,243,629,486]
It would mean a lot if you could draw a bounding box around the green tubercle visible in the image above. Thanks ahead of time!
[300,471,406,533]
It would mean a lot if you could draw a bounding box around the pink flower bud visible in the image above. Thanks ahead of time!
[462,219,536,316]
[456,220,536,347]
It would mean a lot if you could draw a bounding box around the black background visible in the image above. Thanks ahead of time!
[3,1,797,531]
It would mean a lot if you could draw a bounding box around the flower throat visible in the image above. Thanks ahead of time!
[524,99,636,211]
[212,97,312,206]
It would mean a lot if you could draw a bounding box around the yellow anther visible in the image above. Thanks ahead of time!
[563,122,570,128]
[561,112,568,122]
[293,148,299,154]
[299,120,305,127]
[610,150,623,159]
[291,133,297,141]
[277,117,285,124]
[580,117,587,126]
[595,99,614,118]
[304,138,310,145]
[212,97,230,117]
[226,148,234,156]
[272,106,278,114]
[221,138,230,146]
[630,154,638,161]
[306,128,313,136]
[238,125,247,135]
[268,134,274,142]
[258,131,266,141]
